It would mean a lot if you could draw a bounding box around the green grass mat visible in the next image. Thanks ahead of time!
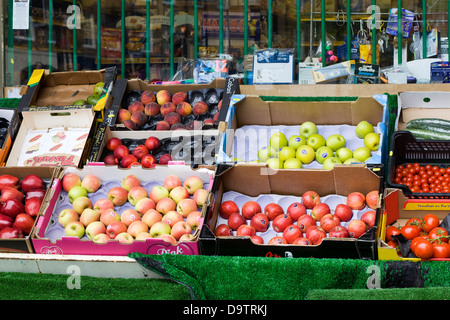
[0,98,20,109]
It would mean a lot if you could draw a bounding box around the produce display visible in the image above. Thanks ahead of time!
[392,163,450,194]
[253,120,380,169]
[0,174,47,238]
[385,213,450,259]
[214,189,379,245]
[404,118,450,140]
[119,88,223,130]
[51,172,209,244]
[70,82,104,106]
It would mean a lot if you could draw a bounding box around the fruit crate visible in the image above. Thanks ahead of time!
[387,130,450,199]
[0,107,20,166]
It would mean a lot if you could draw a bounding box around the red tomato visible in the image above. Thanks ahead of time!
[432,243,450,258]
[422,214,440,233]
[406,218,424,230]
[412,239,434,259]
[401,225,422,240]
[385,225,401,242]
[410,237,427,252]
[428,227,449,244]
[387,240,398,248]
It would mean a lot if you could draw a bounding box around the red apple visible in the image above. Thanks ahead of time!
[0,186,24,203]
[13,213,35,235]
[21,175,45,193]
[61,173,81,193]
[141,154,157,168]
[0,175,20,190]
[236,224,256,237]
[25,189,46,202]
[214,223,232,237]
[310,203,330,221]
[227,212,246,231]
[250,235,264,244]
[319,214,340,233]
[333,203,353,222]
[346,192,366,210]
[286,202,306,221]
[347,219,367,238]
[0,227,24,239]
[219,201,239,219]
[297,214,316,233]
[241,201,261,220]
[250,212,269,232]
[1,199,25,219]
[24,197,43,217]
[113,144,130,161]
[132,144,150,159]
[365,190,379,210]
[361,210,376,228]
[272,213,293,233]
[302,191,320,209]
[293,237,311,245]
[103,154,119,166]
[328,226,349,238]
[158,153,172,165]
[0,213,13,231]
[283,224,303,244]
[106,137,123,152]
[264,203,284,221]
[305,225,326,245]
[106,221,128,239]
[268,236,287,245]
[120,154,139,168]
[145,136,161,152]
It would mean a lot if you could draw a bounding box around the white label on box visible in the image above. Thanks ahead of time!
[253,54,294,84]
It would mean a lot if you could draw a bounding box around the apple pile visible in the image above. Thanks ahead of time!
[118,88,223,131]
[258,120,381,169]
[215,189,379,245]
[59,172,209,245]
[0,174,47,239]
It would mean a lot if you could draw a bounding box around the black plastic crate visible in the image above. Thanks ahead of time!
[387,130,450,199]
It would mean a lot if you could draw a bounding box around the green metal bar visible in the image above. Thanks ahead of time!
[49,0,53,72]
[28,3,32,78]
[346,0,351,60]
[422,0,427,59]
[73,0,77,71]
[146,0,150,79]
[194,0,198,59]
[7,0,14,86]
[170,0,174,77]
[97,0,101,69]
[244,0,248,56]
[321,0,326,67]
[121,0,125,78]
[268,0,272,48]
[371,0,376,64]
[219,0,223,53]
[296,0,300,63]
[397,0,402,65]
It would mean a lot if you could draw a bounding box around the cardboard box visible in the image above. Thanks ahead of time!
[6,106,96,168]
[378,188,450,261]
[200,163,383,259]
[0,166,59,253]
[218,94,389,168]
[32,165,216,256]
[0,108,20,166]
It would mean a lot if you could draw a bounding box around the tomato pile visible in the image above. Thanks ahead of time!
[385,213,450,259]
[393,163,450,193]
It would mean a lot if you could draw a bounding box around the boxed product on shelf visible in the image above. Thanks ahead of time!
[0,108,20,166]
[6,106,96,168]
[199,163,383,259]
[217,93,389,168]
[31,165,215,256]
[378,188,450,261]
[0,166,59,253]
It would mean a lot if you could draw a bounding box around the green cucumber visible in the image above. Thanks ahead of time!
[406,118,450,130]
[405,128,450,140]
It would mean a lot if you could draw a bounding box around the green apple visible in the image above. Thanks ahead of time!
[344,157,363,164]
[355,120,375,139]
[364,132,380,151]
[326,134,346,152]
[278,146,296,162]
[335,147,353,163]
[322,157,342,170]
[270,132,288,151]
[94,82,105,95]
[283,158,302,169]
[258,146,277,162]
[306,133,326,151]
[353,147,372,162]
[266,158,284,169]
[288,135,307,150]
[315,146,334,164]
[68,185,88,203]
[296,145,315,164]
[299,121,318,139]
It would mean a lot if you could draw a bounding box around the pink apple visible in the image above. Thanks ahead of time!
[64,221,85,239]
[100,208,121,226]
[149,186,169,204]
[361,210,376,228]
[347,219,367,238]
[158,233,177,245]
[93,198,115,214]
[72,196,93,215]
[236,224,256,237]
[120,208,141,227]
[346,192,366,210]
[79,208,101,227]
[183,176,204,195]
[286,202,307,221]
[283,224,303,244]
[106,221,128,239]
[241,201,262,220]
[163,175,182,192]
[310,203,331,221]
[150,221,171,237]
[333,203,354,222]
[93,233,110,244]
[121,174,141,191]
[62,173,81,193]
[142,209,162,228]
[169,186,190,204]
[365,190,379,210]
[186,211,202,231]
[115,232,134,244]
[176,198,198,217]
[81,174,102,193]
[127,220,149,237]
[302,191,320,209]
[156,197,176,214]
[319,214,340,233]
[135,197,156,215]
[127,186,148,206]
[107,187,128,206]
[85,221,106,240]
[162,210,183,227]
[179,233,195,242]
[135,232,153,241]
[170,220,192,240]
[58,208,79,227]
[192,189,209,208]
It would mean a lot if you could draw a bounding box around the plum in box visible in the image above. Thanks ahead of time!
[200,163,383,259]
[32,165,215,256]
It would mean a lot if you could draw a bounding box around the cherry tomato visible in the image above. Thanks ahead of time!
[412,239,433,259]
[428,227,449,244]
[432,243,450,258]
[422,214,440,233]
[385,225,401,242]
[401,225,422,240]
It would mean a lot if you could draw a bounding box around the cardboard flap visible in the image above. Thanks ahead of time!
[22,107,95,129]
[41,70,106,87]
[332,164,382,196]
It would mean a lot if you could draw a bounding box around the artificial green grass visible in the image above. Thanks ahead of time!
[0,98,20,109]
